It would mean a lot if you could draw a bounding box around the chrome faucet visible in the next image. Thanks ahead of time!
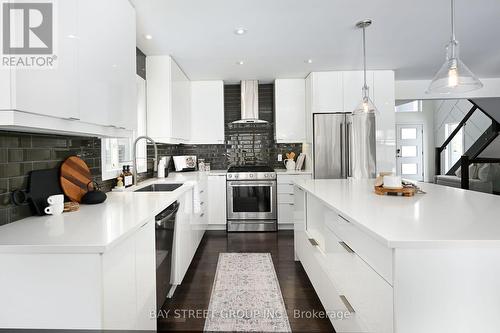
[132,135,158,186]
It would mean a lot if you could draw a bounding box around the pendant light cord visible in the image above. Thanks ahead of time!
[362,25,367,91]
[451,0,456,42]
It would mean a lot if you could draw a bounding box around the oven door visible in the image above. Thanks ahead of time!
[227,180,277,220]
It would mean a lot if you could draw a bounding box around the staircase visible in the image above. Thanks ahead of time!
[435,98,500,190]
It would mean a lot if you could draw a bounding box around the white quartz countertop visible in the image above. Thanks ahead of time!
[275,169,312,175]
[0,172,213,254]
[295,179,500,248]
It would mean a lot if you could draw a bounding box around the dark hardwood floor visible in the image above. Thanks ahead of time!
[158,230,335,332]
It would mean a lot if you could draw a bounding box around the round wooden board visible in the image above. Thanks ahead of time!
[60,156,93,203]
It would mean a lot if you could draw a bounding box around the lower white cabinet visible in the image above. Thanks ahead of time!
[207,174,227,226]
[172,188,205,285]
[277,173,311,228]
[294,188,393,333]
[0,220,157,330]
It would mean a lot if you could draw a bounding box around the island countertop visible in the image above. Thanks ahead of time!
[295,178,500,248]
[0,172,216,254]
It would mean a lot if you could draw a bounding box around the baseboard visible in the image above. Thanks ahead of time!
[278,224,294,230]
[205,224,227,231]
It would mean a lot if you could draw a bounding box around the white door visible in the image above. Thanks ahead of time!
[396,124,423,181]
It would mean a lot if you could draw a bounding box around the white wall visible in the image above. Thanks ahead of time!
[395,101,435,182]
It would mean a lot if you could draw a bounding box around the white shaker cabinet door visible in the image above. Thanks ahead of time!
[11,0,79,120]
[275,79,306,143]
[310,72,344,113]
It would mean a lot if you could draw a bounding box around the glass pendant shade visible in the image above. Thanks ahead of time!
[427,41,483,94]
[353,86,378,115]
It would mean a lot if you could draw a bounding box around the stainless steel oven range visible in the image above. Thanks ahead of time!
[226,166,277,232]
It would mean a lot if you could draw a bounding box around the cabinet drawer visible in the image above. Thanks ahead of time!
[326,214,393,284]
[277,174,311,186]
[277,184,294,194]
[277,193,295,204]
[278,203,294,224]
[295,230,366,332]
[318,244,394,333]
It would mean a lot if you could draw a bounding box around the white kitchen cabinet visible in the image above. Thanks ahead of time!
[207,174,227,226]
[190,81,224,144]
[9,0,79,120]
[78,0,136,130]
[307,72,344,113]
[147,56,191,144]
[0,220,157,330]
[171,61,191,141]
[275,79,306,143]
[172,187,205,286]
[277,173,311,229]
[0,0,136,137]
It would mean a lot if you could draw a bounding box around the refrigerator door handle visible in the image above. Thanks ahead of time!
[340,123,344,178]
[347,121,352,177]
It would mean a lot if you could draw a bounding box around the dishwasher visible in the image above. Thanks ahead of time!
[155,201,179,309]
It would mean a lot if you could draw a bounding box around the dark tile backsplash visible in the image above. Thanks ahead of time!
[0,131,114,226]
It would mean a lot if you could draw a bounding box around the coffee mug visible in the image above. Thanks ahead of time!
[47,194,64,205]
[45,203,64,215]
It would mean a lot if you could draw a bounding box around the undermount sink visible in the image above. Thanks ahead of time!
[134,183,183,192]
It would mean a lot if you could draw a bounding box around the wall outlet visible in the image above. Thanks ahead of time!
[277,154,283,162]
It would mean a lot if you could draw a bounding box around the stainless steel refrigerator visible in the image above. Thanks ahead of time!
[313,113,376,179]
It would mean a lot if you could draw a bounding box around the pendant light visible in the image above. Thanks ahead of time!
[353,19,377,115]
[427,0,483,94]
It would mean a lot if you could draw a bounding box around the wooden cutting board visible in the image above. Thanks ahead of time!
[60,156,93,203]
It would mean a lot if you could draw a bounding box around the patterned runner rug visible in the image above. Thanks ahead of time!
[204,253,292,332]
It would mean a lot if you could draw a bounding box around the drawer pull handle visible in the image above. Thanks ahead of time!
[199,190,204,194]
[339,295,355,313]
[200,213,205,217]
[339,215,351,223]
[288,203,294,206]
[308,238,319,246]
[339,241,355,253]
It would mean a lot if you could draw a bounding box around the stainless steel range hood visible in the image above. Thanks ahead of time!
[232,80,268,124]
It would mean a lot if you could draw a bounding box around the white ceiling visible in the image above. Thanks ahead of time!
[131,0,500,83]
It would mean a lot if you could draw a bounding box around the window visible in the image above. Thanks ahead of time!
[101,75,146,180]
[395,100,422,113]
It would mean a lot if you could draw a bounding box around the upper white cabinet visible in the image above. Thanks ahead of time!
[8,0,79,120]
[0,0,136,137]
[78,0,136,130]
[190,81,224,144]
[275,79,306,143]
[307,72,344,113]
[146,56,191,144]
[171,61,191,141]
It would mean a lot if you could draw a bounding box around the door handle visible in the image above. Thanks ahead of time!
[396,148,401,158]
[308,238,319,246]
[340,123,344,177]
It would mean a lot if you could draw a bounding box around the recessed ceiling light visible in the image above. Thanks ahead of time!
[237,60,245,65]
[144,34,153,40]
[305,59,313,64]
[234,28,247,35]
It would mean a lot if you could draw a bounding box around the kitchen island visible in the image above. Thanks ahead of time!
[0,171,220,330]
[294,178,500,333]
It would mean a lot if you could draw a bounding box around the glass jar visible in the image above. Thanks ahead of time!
[205,163,211,172]
[198,159,205,172]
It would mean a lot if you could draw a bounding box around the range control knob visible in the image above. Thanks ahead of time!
[228,174,232,178]
[264,174,269,178]
[235,174,239,179]
[250,174,254,178]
